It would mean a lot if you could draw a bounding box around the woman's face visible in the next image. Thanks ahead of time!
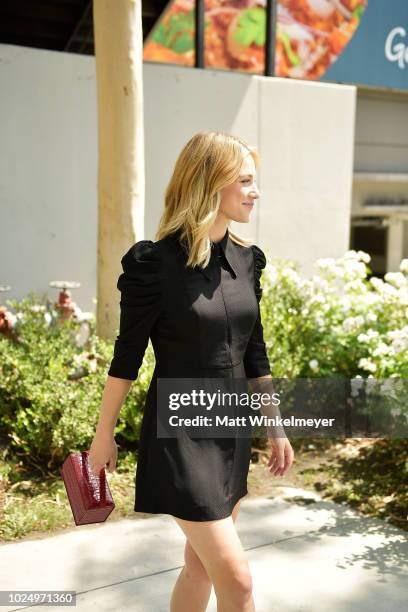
[218,154,260,223]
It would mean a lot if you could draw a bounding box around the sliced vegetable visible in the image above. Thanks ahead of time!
[232,8,266,48]
[152,10,208,54]
[277,30,300,66]
[352,4,367,19]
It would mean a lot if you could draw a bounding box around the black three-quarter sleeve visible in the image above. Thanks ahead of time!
[243,244,272,379]
[107,240,163,381]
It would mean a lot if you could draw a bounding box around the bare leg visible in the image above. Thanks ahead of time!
[170,499,243,612]
[170,497,255,612]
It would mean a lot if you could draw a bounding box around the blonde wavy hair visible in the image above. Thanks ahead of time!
[155,131,260,269]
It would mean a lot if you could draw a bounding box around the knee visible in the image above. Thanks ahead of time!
[230,562,253,600]
[216,559,253,603]
[184,541,211,582]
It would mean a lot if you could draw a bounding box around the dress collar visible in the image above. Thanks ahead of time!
[173,227,238,281]
[202,228,238,280]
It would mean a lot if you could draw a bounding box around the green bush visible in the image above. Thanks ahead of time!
[261,252,408,379]
[1,251,407,470]
[0,293,152,468]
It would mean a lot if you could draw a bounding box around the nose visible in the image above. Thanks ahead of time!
[250,184,261,199]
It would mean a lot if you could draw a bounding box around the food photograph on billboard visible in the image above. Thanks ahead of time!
[143,0,368,78]
[143,0,408,90]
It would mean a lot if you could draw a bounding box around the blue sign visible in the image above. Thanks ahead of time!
[322,0,408,90]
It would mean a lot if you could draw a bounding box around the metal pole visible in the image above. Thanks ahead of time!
[265,0,277,76]
[195,0,205,68]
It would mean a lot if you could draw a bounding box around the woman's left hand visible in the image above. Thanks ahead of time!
[267,436,294,477]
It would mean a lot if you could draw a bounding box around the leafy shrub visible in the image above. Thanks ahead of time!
[261,252,408,379]
[1,252,407,469]
[0,293,152,468]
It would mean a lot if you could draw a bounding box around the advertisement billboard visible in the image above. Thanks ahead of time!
[143,0,408,91]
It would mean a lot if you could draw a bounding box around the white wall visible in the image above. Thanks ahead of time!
[354,89,408,173]
[257,76,356,273]
[144,64,356,276]
[0,44,356,312]
[0,44,97,311]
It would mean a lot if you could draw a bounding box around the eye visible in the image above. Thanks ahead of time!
[241,179,251,184]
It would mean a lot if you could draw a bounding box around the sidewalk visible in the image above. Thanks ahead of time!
[0,488,407,612]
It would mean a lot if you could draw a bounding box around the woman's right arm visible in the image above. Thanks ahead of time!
[88,240,163,478]
[96,375,133,437]
[88,375,133,476]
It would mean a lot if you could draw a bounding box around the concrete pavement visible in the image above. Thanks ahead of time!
[0,488,407,611]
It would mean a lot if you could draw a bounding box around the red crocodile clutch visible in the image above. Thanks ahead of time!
[61,450,115,526]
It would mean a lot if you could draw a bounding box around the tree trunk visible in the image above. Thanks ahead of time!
[93,0,145,339]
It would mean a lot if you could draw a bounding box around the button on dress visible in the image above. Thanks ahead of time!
[108,228,271,521]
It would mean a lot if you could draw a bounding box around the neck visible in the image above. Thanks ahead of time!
[209,217,229,243]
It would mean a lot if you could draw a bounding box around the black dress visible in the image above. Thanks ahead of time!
[107,227,271,521]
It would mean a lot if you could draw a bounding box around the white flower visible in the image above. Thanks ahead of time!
[281,268,301,286]
[361,293,379,306]
[370,277,386,292]
[311,275,330,290]
[357,251,371,263]
[391,338,408,354]
[6,312,17,327]
[386,325,408,353]
[367,329,380,339]
[390,408,401,417]
[30,305,46,313]
[316,258,335,270]
[88,358,97,373]
[74,310,94,323]
[343,249,370,263]
[343,260,367,278]
[344,250,359,260]
[343,316,364,332]
[365,312,378,323]
[372,342,392,357]
[358,329,379,343]
[74,322,91,347]
[309,359,319,372]
[383,283,399,297]
[339,297,352,311]
[358,358,377,373]
[44,312,52,325]
[311,293,326,304]
[386,327,408,341]
[398,290,408,306]
[266,264,278,285]
[344,279,365,292]
[315,315,326,328]
[399,259,408,274]
[343,249,369,263]
[332,265,345,278]
[384,272,406,287]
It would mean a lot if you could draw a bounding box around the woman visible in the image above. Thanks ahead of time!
[89,131,294,611]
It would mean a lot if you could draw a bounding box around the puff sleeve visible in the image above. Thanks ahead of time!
[107,240,163,381]
[243,244,272,379]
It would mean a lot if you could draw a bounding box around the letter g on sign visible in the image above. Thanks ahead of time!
[385,27,408,69]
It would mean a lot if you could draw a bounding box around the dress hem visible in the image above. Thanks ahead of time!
[133,489,249,522]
